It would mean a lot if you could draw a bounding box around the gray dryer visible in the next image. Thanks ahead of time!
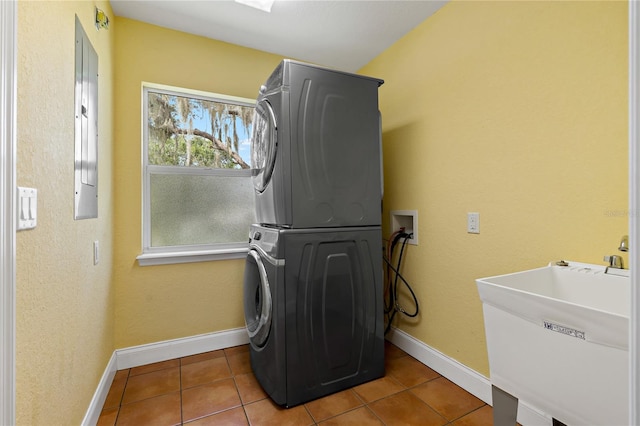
[251,60,384,229]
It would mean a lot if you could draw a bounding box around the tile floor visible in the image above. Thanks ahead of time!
[97,341,495,425]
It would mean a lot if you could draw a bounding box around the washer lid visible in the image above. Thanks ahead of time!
[251,99,277,193]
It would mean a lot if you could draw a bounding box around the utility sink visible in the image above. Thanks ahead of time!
[477,261,629,425]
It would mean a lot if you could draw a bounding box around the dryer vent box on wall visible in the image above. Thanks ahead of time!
[390,210,418,245]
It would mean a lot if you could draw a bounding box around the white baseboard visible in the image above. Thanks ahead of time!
[82,327,249,426]
[81,352,117,426]
[115,327,249,370]
[385,327,551,426]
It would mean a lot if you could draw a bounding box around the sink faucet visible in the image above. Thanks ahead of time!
[618,235,629,252]
[604,255,623,269]
[604,235,628,270]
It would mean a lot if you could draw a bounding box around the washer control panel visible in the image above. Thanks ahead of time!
[249,225,281,258]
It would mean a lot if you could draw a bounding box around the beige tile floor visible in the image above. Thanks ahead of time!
[97,341,495,425]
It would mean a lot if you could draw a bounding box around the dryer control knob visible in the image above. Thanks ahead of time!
[259,85,267,94]
[253,231,262,241]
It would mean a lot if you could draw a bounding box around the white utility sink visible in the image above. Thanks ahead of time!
[477,261,629,425]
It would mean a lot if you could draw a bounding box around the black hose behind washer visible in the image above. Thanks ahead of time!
[383,232,419,335]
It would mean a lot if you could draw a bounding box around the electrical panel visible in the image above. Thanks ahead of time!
[74,16,98,219]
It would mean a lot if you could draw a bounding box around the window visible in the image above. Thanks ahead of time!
[137,84,256,266]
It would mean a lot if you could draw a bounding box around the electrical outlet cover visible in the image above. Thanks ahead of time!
[467,212,480,234]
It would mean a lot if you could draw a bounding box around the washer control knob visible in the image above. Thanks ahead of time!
[253,231,262,241]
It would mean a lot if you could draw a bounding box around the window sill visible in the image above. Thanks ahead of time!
[137,247,248,266]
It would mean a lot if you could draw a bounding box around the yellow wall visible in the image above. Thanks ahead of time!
[14,1,628,423]
[113,18,284,348]
[16,1,115,424]
[360,0,628,376]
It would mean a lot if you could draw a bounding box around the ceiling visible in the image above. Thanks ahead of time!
[109,0,447,72]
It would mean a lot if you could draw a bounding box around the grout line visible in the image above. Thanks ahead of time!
[112,369,130,425]
[301,403,314,425]
[179,358,183,417]
[366,404,388,426]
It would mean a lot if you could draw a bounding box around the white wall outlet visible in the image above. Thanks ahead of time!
[467,212,480,234]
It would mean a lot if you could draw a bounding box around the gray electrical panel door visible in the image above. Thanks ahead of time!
[74,16,98,219]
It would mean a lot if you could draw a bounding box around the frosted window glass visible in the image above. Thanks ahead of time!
[150,173,255,247]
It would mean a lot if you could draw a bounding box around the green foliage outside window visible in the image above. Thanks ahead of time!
[147,91,253,169]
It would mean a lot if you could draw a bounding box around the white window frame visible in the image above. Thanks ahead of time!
[137,83,255,266]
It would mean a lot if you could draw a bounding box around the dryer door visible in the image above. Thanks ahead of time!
[251,100,277,193]
[243,249,272,347]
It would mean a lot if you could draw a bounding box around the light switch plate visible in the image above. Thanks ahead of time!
[17,187,37,230]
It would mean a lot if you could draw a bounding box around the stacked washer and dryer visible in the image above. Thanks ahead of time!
[243,60,385,407]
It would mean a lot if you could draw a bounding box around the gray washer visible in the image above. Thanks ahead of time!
[243,224,385,407]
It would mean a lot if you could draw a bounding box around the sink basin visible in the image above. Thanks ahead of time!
[477,261,629,425]
[478,261,629,350]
